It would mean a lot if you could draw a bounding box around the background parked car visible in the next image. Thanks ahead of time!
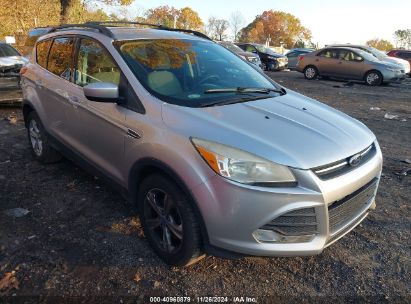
[0,42,28,89]
[236,43,288,71]
[296,47,406,85]
[387,49,411,76]
[328,44,411,75]
[285,48,315,69]
[217,41,262,68]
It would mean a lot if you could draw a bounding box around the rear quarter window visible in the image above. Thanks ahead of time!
[36,40,52,68]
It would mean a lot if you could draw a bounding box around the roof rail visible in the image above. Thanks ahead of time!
[48,23,115,38]
[85,21,212,40]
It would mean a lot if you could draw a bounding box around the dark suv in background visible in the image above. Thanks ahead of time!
[217,41,262,68]
[236,43,288,71]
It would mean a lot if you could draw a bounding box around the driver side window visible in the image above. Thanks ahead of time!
[75,38,120,87]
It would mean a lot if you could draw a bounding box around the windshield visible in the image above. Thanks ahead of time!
[367,47,388,59]
[115,39,281,107]
[358,50,379,62]
[0,44,20,57]
[254,44,277,55]
[220,42,243,53]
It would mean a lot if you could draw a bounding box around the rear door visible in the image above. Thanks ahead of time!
[286,51,299,68]
[38,36,77,141]
[315,48,339,76]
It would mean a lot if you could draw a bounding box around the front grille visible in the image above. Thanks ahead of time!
[261,207,318,236]
[313,144,376,180]
[328,178,378,234]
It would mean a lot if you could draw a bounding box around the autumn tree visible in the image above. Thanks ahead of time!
[238,10,312,48]
[145,6,203,30]
[394,29,411,48]
[229,11,245,42]
[59,0,132,24]
[177,7,204,31]
[207,17,229,41]
[145,5,179,27]
[366,39,394,51]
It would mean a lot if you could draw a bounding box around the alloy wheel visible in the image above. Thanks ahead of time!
[305,67,316,79]
[144,188,183,254]
[29,119,43,156]
[366,72,380,85]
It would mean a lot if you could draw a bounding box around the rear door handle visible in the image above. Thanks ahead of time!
[35,80,43,86]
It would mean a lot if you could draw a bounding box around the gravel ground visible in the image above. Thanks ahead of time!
[0,72,410,303]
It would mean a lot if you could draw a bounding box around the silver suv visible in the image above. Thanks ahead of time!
[21,22,382,266]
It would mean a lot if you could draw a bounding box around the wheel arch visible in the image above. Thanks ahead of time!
[364,69,383,81]
[128,158,210,248]
[22,100,36,127]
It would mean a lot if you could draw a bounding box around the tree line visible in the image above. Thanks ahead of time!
[1,0,409,51]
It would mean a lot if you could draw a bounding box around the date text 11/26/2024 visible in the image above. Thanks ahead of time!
[149,296,257,303]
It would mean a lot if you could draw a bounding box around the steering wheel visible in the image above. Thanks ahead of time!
[196,74,221,87]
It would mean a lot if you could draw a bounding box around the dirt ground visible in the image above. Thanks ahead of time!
[0,72,410,303]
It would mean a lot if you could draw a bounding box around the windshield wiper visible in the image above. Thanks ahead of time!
[204,87,286,95]
[198,95,274,107]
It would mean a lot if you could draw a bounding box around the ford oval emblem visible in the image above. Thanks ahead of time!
[349,153,363,167]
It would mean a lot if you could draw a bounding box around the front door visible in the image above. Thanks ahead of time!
[335,49,366,80]
[68,37,128,185]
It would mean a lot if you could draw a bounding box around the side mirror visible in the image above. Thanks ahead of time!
[83,82,119,103]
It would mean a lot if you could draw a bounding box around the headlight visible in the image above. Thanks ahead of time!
[191,138,297,186]
[239,55,247,60]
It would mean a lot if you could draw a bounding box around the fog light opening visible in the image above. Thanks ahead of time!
[252,229,315,243]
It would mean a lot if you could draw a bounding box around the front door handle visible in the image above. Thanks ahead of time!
[35,80,43,86]
[126,129,141,139]
[68,96,79,103]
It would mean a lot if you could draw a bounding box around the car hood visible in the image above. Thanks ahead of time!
[162,90,375,169]
[0,56,28,67]
[381,56,410,70]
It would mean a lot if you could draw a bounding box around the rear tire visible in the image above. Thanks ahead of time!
[138,174,204,266]
[365,70,383,86]
[26,111,62,163]
[303,66,319,80]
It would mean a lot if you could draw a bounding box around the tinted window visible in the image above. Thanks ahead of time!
[47,37,74,80]
[318,49,338,59]
[0,44,20,57]
[287,51,297,57]
[116,39,280,107]
[398,52,411,60]
[75,38,120,86]
[36,40,52,68]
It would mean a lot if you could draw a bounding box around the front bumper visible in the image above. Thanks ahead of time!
[382,70,407,83]
[193,142,383,256]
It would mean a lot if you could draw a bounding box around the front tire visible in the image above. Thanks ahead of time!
[26,111,62,163]
[138,174,204,266]
[303,66,319,80]
[365,70,383,86]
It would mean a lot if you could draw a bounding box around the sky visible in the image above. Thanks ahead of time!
[99,0,411,47]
